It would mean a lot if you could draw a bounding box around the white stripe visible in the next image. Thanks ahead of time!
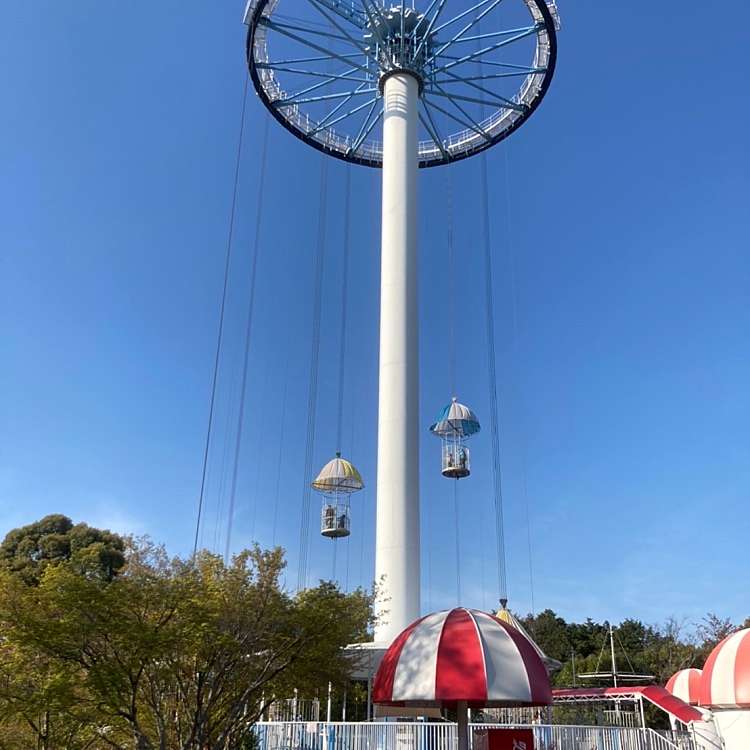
[687,668,702,703]
[711,631,745,707]
[392,610,447,701]
[466,609,488,694]
[473,611,532,703]
[673,670,691,703]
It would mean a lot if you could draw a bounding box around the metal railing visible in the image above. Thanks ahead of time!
[251,721,698,750]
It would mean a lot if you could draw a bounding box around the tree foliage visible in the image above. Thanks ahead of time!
[0,519,375,750]
[0,514,126,585]
[522,608,746,690]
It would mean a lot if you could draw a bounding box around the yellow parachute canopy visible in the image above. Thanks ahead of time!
[311,453,364,495]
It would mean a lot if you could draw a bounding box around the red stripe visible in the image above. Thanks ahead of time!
[687,669,702,704]
[372,615,428,703]
[435,608,487,703]
[700,633,730,706]
[485,612,551,704]
[734,629,750,707]
[665,673,678,695]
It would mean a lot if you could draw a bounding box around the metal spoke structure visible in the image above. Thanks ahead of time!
[245,0,558,167]
[244,0,559,645]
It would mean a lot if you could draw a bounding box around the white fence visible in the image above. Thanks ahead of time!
[251,721,697,750]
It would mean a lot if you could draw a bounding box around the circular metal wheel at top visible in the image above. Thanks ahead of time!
[245,0,558,168]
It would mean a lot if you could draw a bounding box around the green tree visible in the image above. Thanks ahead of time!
[642,617,699,684]
[523,610,571,663]
[0,538,374,750]
[0,514,125,585]
[696,613,735,661]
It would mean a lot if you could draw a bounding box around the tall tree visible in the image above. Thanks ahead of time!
[0,539,374,750]
[0,514,125,585]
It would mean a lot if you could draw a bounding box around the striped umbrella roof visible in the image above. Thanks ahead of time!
[311,454,364,494]
[665,668,702,706]
[373,608,551,708]
[429,398,481,439]
[700,627,750,708]
[496,605,562,673]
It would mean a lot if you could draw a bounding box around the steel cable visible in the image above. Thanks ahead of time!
[503,145,536,615]
[480,149,508,604]
[192,75,250,560]
[272,353,290,547]
[330,166,353,585]
[297,155,328,591]
[224,113,270,565]
[476,17,508,606]
[336,165,352,451]
[446,168,456,397]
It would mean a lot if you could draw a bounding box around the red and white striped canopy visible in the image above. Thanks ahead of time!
[700,628,750,709]
[665,668,702,706]
[373,608,551,708]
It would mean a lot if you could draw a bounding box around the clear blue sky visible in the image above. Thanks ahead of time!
[1,1,748,629]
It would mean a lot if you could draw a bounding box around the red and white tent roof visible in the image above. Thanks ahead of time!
[665,668,702,706]
[373,608,551,708]
[700,627,750,709]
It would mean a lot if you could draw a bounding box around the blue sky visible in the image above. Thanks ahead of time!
[1,1,748,630]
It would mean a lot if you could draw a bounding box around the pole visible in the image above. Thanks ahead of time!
[367,677,373,721]
[374,71,420,644]
[609,624,618,688]
[457,700,469,750]
[638,696,646,729]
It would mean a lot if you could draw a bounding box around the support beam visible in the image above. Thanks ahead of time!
[374,72,420,645]
[457,700,469,750]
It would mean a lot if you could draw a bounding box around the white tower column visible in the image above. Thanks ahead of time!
[375,72,420,644]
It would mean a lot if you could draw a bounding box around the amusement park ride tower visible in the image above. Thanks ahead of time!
[244,0,559,643]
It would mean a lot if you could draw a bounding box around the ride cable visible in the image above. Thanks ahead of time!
[272,353,290,547]
[445,168,462,604]
[481,149,509,605]
[224,113,271,565]
[297,155,329,591]
[447,170,456,399]
[336,166,352,453]
[331,165,353,582]
[192,75,250,560]
[475,17,508,606]
[503,144,537,615]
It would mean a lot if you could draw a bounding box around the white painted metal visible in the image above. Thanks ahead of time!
[712,710,750,750]
[251,722,699,750]
[374,71,420,644]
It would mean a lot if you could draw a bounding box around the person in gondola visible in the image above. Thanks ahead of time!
[458,447,466,470]
[324,504,335,531]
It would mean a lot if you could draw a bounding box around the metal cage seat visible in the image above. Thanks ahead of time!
[320,500,351,538]
[311,453,364,539]
[441,441,471,479]
[429,398,481,480]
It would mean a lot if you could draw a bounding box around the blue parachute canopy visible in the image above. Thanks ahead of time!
[429,397,481,438]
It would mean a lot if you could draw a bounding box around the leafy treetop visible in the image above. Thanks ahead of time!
[0,513,126,585]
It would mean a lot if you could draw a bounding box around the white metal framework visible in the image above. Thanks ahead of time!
[244,0,559,645]
[244,0,558,167]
